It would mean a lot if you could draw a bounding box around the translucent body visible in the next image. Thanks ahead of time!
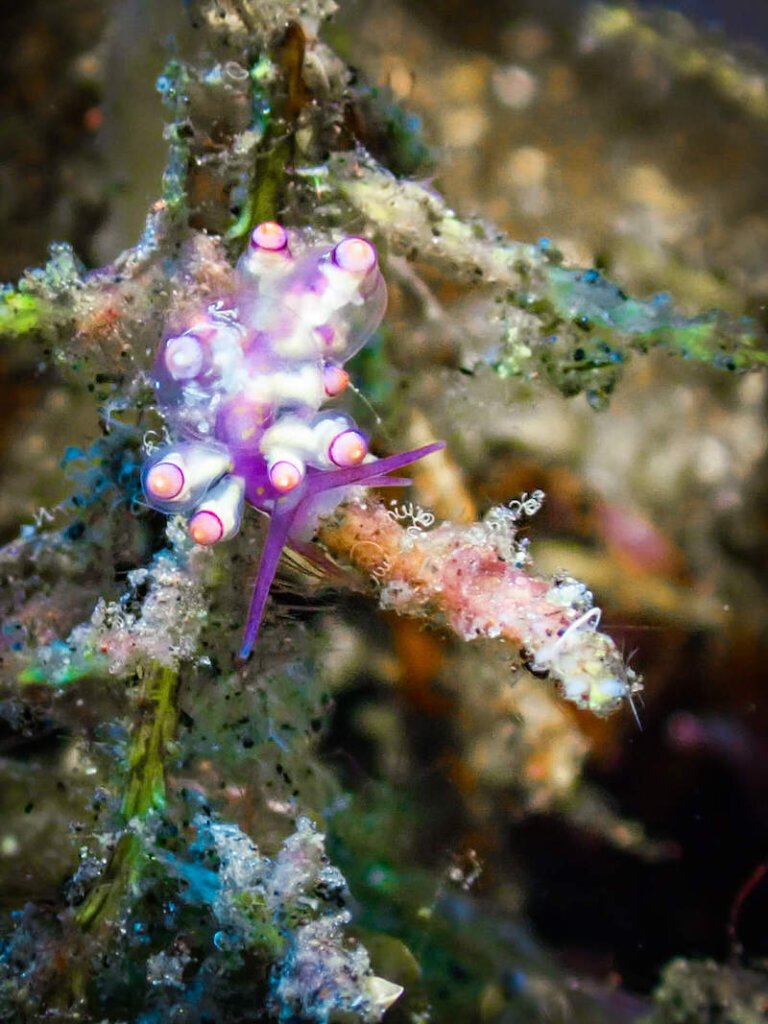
[142,224,442,656]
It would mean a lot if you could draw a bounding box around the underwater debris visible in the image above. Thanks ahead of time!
[0,227,235,382]
[146,943,193,990]
[185,815,403,1022]
[647,958,768,1024]
[191,0,340,50]
[274,913,403,1023]
[330,151,767,408]
[584,3,768,123]
[20,518,210,684]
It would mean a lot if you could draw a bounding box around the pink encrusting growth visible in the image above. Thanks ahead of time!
[317,500,641,718]
[141,224,442,657]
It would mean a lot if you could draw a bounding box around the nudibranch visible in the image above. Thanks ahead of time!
[142,223,442,658]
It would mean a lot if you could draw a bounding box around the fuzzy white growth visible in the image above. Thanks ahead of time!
[323,503,641,720]
[192,814,398,1023]
[530,607,601,675]
[274,914,398,1023]
[40,519,211,678]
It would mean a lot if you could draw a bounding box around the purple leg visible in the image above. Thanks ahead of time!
[239,506,299,659]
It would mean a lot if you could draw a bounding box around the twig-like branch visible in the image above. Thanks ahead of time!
[330,149,768,406]
[317,497,640,717]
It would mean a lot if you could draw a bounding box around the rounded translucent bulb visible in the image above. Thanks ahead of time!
[329,429,368,467]
[146,462,185,501]
[164,334,205,380]
[332,237,377,275]
[315,270,387,364]
[250,221,289,252]
[189,510,224,546]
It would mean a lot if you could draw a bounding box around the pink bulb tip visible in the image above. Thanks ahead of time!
[165,334,204,380]
[250,221,289,252]
[323,365,350,396]
[332,237,377,275]
[329,429,368,467]
[269,460,304,493]
[188,510,224,546]
[146,462,185,500]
